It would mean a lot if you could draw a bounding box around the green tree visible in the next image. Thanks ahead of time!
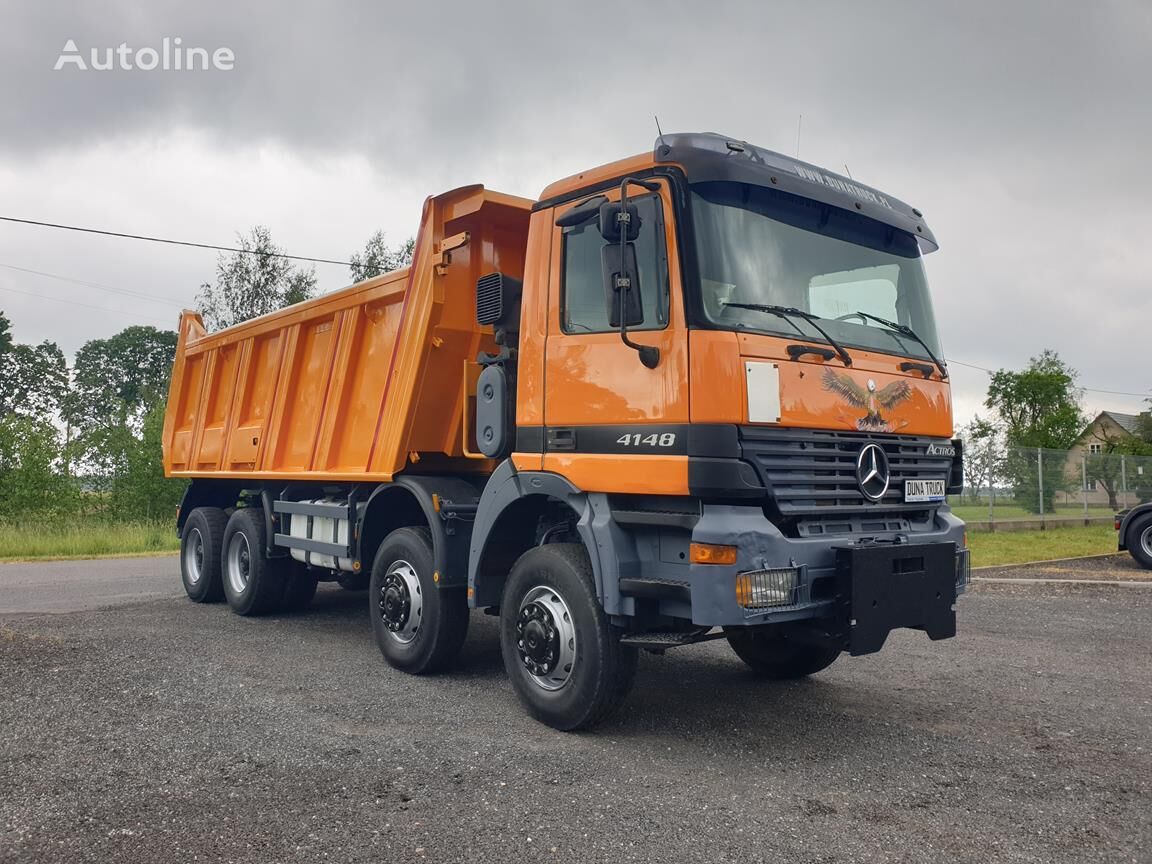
[0,310,12,357]
[65,326,183,518]
[985,351,1085,513]
[349,231,414,283]
[196,226,317,331]
[0,340,69,419]
[0,415,78,520]
[958,415,1002,504]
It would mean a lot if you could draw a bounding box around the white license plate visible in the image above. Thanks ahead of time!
[904,479,946,502]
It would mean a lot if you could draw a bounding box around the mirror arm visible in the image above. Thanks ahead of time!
[616,176,661,369]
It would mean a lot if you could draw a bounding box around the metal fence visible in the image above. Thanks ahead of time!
[951,443,1152,527]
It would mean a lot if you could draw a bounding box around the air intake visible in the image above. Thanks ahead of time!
[475,272,521,329]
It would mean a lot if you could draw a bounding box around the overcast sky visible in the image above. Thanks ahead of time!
[1,0,1149,426]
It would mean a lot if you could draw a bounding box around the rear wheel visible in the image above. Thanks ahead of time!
[500,544,637,731]
[369,527,469,674]
[180,507,227,603]
[221,508,286,616]
[725,627,841,679]
[1127,512,1152,569]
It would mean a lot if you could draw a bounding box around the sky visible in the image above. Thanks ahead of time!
[0,0,1149,427]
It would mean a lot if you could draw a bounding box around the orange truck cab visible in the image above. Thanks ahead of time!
[164,132,968,730]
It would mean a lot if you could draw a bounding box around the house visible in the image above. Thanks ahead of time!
[1063,411,1151,507]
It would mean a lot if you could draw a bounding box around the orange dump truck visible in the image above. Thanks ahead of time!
[164,133,967,729]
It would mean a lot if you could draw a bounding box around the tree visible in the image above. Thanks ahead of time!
[65,326,177,432]
[349,231,414,283]
[985,351,1085,513]
[0,310,11,357]
[0,340,69,419]
[64,326,184,518]
[958,415,1002,504]
[0,415,78,520]
[196,226,317,331]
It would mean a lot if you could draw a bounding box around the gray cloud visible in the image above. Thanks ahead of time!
[0,0,1149,420]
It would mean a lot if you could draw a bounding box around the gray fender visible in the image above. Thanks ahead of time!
[467,460,634,617]
[360,475,483,588]
[1118,502,1152,550]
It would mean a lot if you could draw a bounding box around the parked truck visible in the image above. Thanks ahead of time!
[163,132,968,730]
[1117,504,1152,569]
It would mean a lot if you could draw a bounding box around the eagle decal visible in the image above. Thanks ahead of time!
[822,369,912,433]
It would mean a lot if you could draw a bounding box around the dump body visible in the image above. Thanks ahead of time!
[162,186,532,481]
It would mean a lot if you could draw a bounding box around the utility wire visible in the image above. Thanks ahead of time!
[0,215,352,267]
[948,358,1149,398]
[0,283,171,326]
[0,262,189,308]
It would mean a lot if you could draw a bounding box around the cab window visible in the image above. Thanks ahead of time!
[561,193,669,333]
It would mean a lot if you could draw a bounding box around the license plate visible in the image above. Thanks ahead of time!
[904,479,946,502]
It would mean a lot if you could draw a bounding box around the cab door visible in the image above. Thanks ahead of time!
[542,179,690,495]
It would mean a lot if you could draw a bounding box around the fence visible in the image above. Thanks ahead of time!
[952,443,1152,529]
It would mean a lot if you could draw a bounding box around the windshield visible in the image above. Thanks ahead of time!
[691,181,942,360]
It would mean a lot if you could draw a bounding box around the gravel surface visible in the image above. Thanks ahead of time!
[977,553,1152,582]
[1,557,1149,863]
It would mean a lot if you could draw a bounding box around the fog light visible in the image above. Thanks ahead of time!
[955,547,971,588]
[690,542,738,565]
[736,567,800,610]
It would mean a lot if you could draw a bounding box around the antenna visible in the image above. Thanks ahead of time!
[844,163,854,179]
[654,114,666,147]
[795,113,802,158]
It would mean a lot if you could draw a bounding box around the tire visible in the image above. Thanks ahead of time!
[1127,512,1152,570]
[221,508,286,616]
[369,527,469,674]
[724,626,841,679]
[281,562,319,612]
[180,507,227,603]
[500,543,638,731]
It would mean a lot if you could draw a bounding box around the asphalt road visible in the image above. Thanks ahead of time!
[1,556,1149,863]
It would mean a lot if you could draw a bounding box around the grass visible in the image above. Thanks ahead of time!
[0,520,179,562]
[950,503,1117,522]
[966,524,1118,568]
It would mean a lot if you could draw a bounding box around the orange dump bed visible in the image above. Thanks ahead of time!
[162,185,533,482]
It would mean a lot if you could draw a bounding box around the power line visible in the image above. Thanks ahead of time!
[0,262,189,308]
[0,283,171,326]
[0,215,352,267]
[948,358,1149,399]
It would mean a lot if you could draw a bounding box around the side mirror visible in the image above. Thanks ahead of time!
[601,242,644,328]
[598,201,641,243]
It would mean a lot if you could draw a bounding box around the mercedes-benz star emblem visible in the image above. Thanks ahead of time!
[856,443,890,501]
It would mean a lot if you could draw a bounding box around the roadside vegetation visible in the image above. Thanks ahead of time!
[966,524,1116,568]
[0,231,412,560]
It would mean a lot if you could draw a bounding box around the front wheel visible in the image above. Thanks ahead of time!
[1127,512,1152,569]
[500,544,637,731]
[369,527,468,674]
[724,627,841,679]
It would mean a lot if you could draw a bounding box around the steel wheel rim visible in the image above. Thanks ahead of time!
[226,532,252,595]
[379,560,422,644]
[516,585,577,692]
[1141,525,1152,559]
[184,528,205,585]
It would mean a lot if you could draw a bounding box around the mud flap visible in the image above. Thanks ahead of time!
[835,542,957,656]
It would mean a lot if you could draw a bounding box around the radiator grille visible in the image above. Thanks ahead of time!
[741,428,954,517]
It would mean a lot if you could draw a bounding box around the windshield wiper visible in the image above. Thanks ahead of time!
[851,311,948,379]
[723,303,853,367]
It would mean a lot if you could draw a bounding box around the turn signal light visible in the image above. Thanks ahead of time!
[689,542,738,565]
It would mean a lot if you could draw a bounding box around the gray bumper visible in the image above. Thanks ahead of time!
[686,504,967,628]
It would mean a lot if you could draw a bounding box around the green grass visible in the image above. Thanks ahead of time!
[950,503,1116,522]
[0,520,179,562]
[966,524,1117,568]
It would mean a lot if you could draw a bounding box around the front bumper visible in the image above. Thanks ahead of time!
[686,504,967,653]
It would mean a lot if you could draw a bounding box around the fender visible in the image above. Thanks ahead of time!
[1118,502,1152,551]
[467,460,635,616]
[359,475,484,588]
